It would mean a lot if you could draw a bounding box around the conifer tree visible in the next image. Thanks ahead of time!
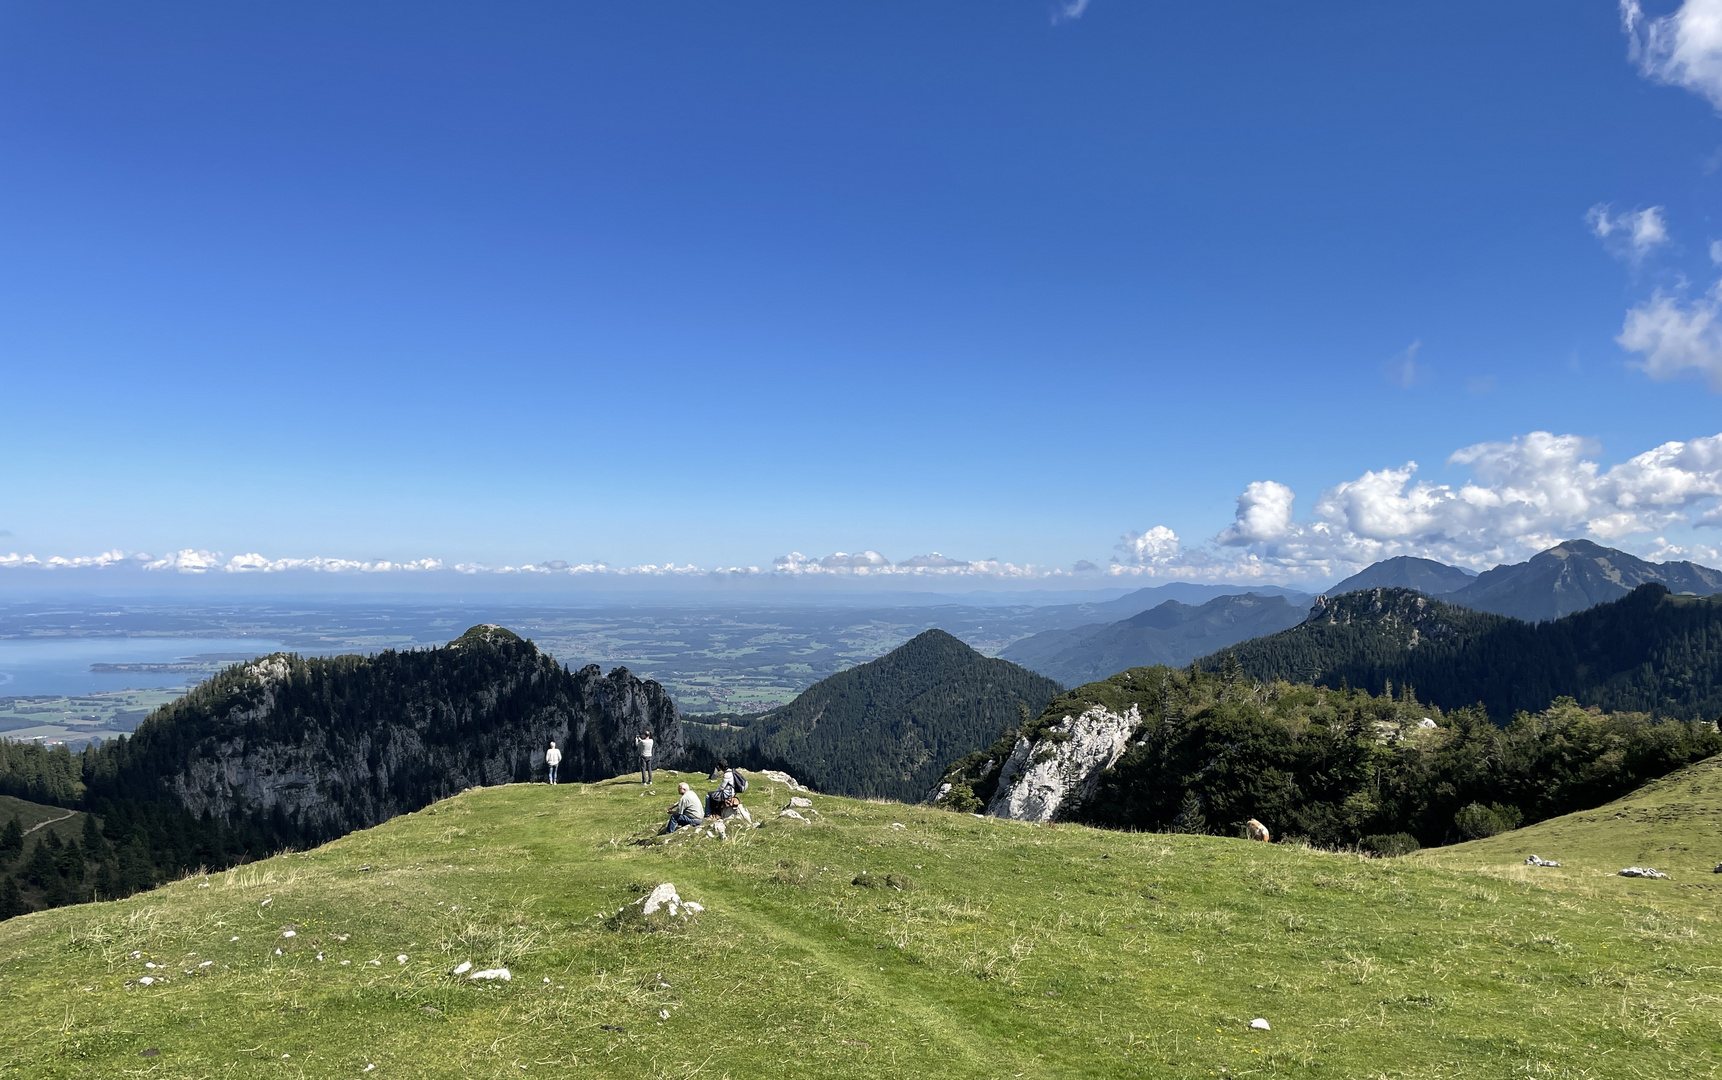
[0,875,24,920]
[0,816,21,863]
[1171,791,1207,834]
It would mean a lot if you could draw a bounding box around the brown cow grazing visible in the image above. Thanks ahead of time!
[1244,818,1271,843]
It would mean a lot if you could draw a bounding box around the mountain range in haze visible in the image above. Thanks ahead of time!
[1000,539,1722,687]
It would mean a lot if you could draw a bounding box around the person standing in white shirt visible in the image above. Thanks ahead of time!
[545,740,562,785]
[635,732,655,784]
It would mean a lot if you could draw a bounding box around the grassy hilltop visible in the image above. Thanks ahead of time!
[2,768,1721,1078]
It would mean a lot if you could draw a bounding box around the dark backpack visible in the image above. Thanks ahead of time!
[732,769,749,793]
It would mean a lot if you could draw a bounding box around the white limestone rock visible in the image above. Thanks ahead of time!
[984,704,1141,822]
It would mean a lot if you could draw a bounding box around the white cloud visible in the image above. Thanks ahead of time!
[1217,482,1296,546]
[1622,0,1722,111]
[1205,430,1722,578]
[1618,284,1722,389]
[1052,0,1091,23]
[1587,204,1670,262]
[1115,525,1181,565]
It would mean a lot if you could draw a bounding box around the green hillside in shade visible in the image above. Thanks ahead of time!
[1,770,1720,1077]
[1212,583,1722,722]
[691,630,1061,802]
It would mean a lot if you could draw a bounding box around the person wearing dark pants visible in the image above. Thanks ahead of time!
[663,783,702,833]
[635,731,655,784]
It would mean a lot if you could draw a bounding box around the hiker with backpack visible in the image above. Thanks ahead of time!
[705,761,751,822]
[635,731,655,785]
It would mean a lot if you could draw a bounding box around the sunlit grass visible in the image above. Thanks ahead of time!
[2,766,1720,1077]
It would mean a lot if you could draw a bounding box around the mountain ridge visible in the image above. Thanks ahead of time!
[1210,583,1722,721]
[690,629,1060,802]
[999,592,1309,686]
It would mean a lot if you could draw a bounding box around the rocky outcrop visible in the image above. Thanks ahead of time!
[983,703,1140,822]
[93,624,681,842]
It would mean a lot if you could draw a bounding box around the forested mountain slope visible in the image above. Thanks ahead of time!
[1000,592,1307,686]
[0,625,679,912]
[1212,584,1722,721]
[691,630,1059,802]
[931,663,1720,848]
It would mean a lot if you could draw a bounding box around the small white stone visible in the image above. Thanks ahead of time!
[468,967,511,981]
[260,898,272,907]
[396,954,409,964]
[138,976,155,986]
[274,948,283,956]
[230,936,239,942]
[144,962,156,969]
[891,822,906,830]
[453,961,472,975]
[659,1009,670,1019]
[1250,1018,1271,1031]
[283,930,296,938]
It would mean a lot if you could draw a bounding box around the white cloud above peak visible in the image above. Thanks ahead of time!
[1217,481,1296,546]
[1622,0,1722,112]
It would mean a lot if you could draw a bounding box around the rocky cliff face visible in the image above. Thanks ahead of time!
[92,624,681,842]
[981,703,1140,823]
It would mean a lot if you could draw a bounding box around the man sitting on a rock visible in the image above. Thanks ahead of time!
[663,783,703,834]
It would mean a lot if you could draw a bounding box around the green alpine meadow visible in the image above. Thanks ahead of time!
[2,760,1719,1079]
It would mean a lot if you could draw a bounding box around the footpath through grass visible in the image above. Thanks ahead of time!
[2,768,1721,1078]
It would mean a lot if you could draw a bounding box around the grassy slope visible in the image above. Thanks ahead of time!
[1416,752,1722,882]
[0,772,1718,1079]
[0,793,86,843]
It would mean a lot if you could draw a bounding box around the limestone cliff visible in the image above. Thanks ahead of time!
[981,703,1140,822]
[87,624,681,842]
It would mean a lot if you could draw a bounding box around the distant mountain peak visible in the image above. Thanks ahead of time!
[1445,540,1722,622]
[1328,556,1476,598]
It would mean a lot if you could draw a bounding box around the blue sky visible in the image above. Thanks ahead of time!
[6,1,1722,593]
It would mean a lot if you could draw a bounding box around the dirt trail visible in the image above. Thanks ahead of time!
[20,809,75,837]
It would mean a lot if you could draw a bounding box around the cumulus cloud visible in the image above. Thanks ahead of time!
[1622,0,1722,111]
[1217,482,1296,546]
[1617,284,1722,389]
[1206,430,1722,578]
[1587,204,1670,262]
[1115,525,1181,566]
